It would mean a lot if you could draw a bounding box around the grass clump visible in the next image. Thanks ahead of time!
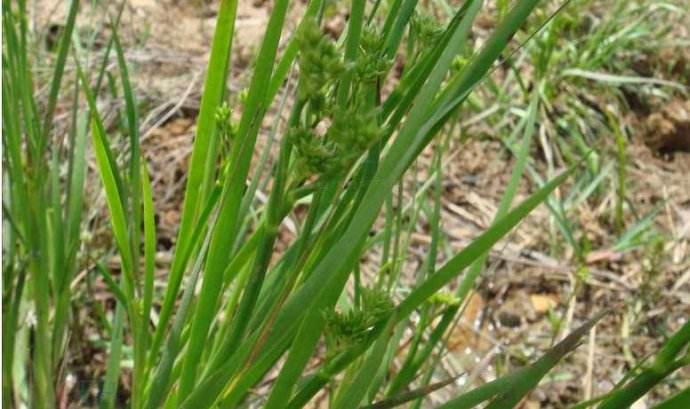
[2,0,94,406]
[3,0,689,408]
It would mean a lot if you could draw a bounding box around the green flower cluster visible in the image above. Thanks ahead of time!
[215,102,235,139]
[290,105,381,179]
[411,12,444,48]
[215,102,238,181]
[296,18,346,99]
[289,19,384,182]
[354,29,392,82]
[288,127,337,176]
[323,287,393,353]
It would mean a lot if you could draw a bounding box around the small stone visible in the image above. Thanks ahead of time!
[498,311,522,327]
[530,294,559,313]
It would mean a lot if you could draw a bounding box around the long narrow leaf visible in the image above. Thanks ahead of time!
[42,0,80,136]
[89,119,134,290]
[439,310,607,409]
[151,0,239,359]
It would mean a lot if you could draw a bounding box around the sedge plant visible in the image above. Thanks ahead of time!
[1,0,127,406]
[82,0,598,407]
[4,0,689,408]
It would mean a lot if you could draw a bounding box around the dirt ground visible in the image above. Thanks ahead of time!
[32,0,690,407]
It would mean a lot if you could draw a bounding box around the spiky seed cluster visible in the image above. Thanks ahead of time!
[290,106,382,179]
[290,19,383,181]
[215,102,235,141]
[327,105,381,160]
[359,286,395,319]
[296,18,346,99]
[354,29,392,82]
[215,102,238,182]
[288,127,338,176]
[324,287,393,353]
[215,102,230,123]
[411,12,444,48]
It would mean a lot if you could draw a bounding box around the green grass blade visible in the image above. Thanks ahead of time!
[439,311,606,409]
[612,208,660,252]
[112,23,142,266]
[141,162,156,347]
[111,24,148,404]
[176,0,290,396]
[335,0,366,105]
[387,304,457,397]
[184,0,238,211]
[383,0,418,58]
[653,387,690,409]
[3,3,54,404]
[48,151,66,297]
[89,118,134,292]
[365,376,461,409]
[261,307,322,409]
[213,95,304,367]
[285,334,382,408]
[42,0,79,137]
[179,331,273,409]
[75,56,127,210]
[382,0,473,122]
[64,111,88,272]
[111,24,140,179]
[598,320,690,409]
[485,311,607,409]
[95,263,128,307]
[151,0,238,358]
[428,0,541,130]
[100,288,126,409]
[144,188,222,409]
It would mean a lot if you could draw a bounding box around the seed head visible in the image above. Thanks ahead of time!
[411,12,444,47]
[296,18,346,99]
[354,30,392,82]
[290,106,382,180]
[323,287,393,354]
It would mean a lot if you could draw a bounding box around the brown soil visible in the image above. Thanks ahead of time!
[644,99,690,154]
